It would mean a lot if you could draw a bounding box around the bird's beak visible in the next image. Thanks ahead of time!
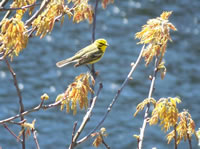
[106,43,109,46]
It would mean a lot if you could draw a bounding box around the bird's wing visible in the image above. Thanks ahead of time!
[74,44,96,57]
[74,50,103,67]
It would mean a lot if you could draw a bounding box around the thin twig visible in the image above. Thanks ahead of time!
[187,135,192,149]
[0,98,68,124]
[5,58,25,149]
[0,3,40,11]
[3,124,23,143]
[72,122,78,141]
[69,83,103,149]
[69,121,78,149]
[102,138,110,149]
[138,56,159,149]
[25,0,51,26]
[174,125,177,149]
[0,0,8,7]
[33,129,40,149]
[8,119,27,125]
[90,0,100,103]
[186,122,192,149]
[77,45,145,145]
[92,0,99,42]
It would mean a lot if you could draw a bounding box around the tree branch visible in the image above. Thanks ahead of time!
[102,138,110,149]
[0,0,8,7]
[90,0,100,101]
[77,45,145,145]
[5,58,25,149]
[69,83,103,149]
[3,124,23,143]
[138,56,159,149]
[92,0,99,43]
[33,129,40,149]
[69,121,78,148]
[174,125,177,149]
[0,97,69,124]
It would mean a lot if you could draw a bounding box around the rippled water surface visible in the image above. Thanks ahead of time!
[1,0,200,149]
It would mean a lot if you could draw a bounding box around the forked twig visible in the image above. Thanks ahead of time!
[69,83,103,149]
[77,45,145,145]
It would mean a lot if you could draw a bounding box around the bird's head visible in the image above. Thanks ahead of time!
[95,38,109,52]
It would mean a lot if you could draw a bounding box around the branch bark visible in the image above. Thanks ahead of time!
[138,56,159,149]
[0,0,8,7]
[69,83,103,149]
[0,98,67,124]
[33,129,40,149]
[5,58,25,149]
[77,45,145,145]
[3,124,23,142]
[90,0,100,101]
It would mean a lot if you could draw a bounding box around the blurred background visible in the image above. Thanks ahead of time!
[0,0,200,148]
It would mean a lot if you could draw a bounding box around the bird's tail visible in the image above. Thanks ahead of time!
[56,57,77,68]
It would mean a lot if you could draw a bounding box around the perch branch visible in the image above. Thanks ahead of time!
[90,0,100,103]
[77,45,145,145]
[0,97,67,124]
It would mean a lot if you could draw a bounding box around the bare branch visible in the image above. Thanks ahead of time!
[69,121,78,149]
[77,45,145,145]
[174,125,177,149]
[3,124,23,143]
[138,56,159,149]
[0,98,68,124]
[33,129,40,149]
[5,58,26,149]
[8,119,27,125]
[90,0,100,101]
[102,138,110,149]
[0,0,8,7]
[92,0,99,43]
[69,83,103,149]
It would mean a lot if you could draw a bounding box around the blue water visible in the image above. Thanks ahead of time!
[1,0,200,149]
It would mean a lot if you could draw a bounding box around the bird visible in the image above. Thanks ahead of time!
[56,38,109,68]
